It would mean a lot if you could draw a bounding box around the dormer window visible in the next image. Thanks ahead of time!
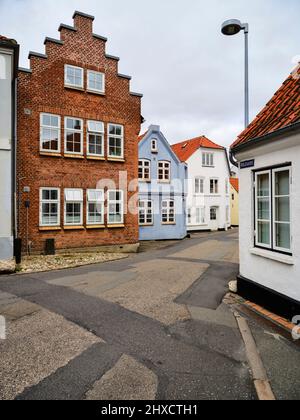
[151,139,158,153]
[65,65,84,89]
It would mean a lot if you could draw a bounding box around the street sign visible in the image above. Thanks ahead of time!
[240,159,255,169]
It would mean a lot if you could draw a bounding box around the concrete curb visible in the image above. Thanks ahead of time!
[234,312,276,401]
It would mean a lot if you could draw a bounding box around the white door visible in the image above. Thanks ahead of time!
[210,207,219,231]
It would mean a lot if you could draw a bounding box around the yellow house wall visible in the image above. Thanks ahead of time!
[230,185,239,226]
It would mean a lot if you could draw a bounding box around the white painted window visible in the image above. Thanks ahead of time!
[210,178,219,194]
[210,207,217,221]
[162,200,175,224]
[202,152,214,167]
[65,65,84,89]
[40,114,61,153]
[64,189,83,226]
[151,139,158,153]
[87,189,104,225]
[195,177,204,194]
[139,200,153,226]
[108,124,124,158]
[87,120,104,157]
[196,207,205,224]
[87,70,105,94]
[64,117,83,155]
[138,159,151,181]
[40,188,60,226]
[255,166,291,253]
[108,190,124,225]
[158,161,171,182]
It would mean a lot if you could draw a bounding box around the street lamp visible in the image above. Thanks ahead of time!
[222,19,249,128]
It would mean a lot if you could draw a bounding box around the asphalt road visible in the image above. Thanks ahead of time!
[0,229,298,400]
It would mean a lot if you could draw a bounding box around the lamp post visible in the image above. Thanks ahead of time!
[222,19,249,128]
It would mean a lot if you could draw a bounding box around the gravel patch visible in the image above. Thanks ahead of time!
[16,253,129,274]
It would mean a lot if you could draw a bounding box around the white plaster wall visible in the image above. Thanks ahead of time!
[237,134,300,302]
[186,148,231,231]
[0,50,13,260]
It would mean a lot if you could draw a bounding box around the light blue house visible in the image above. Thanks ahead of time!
[138,125,188,241]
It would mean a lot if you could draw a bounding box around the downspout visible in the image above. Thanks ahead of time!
[229,149,239,168]
[12,76,17,239]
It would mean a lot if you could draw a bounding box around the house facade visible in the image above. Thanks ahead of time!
[0,36,19,261]
[231,65,300,319]
[138,125,188,241]
[172,136,231,232]
[230,178,239,227]
[17,11,142,254]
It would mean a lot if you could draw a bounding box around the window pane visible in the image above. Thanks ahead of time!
[275,223,290,250]
[275,170,289,196]
[257,174,269,196]
[258,221,270,245]
[275,197,290,223]
[258,198,270,220]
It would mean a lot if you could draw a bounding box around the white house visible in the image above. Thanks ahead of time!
[0,36,19,261]
[172,136,231,232]
[231,64,300,319]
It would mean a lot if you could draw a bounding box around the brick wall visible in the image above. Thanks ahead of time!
[17,11,142,253]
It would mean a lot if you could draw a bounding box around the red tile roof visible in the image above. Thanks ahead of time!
[171,136,224,162]
[230,178,239,193]
[232,65,300,149]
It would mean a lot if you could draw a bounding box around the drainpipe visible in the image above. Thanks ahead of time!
[229,149,239,168]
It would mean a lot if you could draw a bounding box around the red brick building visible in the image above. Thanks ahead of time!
[17,11,143,254]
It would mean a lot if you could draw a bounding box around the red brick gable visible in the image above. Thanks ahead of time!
[232,65,300,149]
[171,136,224,162]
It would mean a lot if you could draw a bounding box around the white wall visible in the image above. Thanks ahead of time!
[237,133,300,302]
[0,48,13,260]
[186,148,231,231]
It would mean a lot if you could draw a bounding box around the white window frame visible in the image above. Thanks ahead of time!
[138,159,151,181]
[87,70,105,94]
[39,188,60,227]
[86,189,105,225]
[64,65,84,89]
[107,190,124,225]
[272,167,291,253]
[196,207,206,225]
[139,200,153,226]
[64,189,83,226]
[194,177,204,195]
[151,139,158,153]
[87,120,105,158]
[255,170,272,250]
[40,113,61,153]
[107,124,124,159]
[202,152,214,167]
[210,178,219,194]
[161,199,175,224]
[158,161,171,183]
[210,207,217,221]
[64,117,84,155]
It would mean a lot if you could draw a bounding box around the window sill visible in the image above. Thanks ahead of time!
[64,154,84,159]
[107,224,125,229]
[64,226,85,230]
[140,224,154,227]
[162,222,176,226]
[250,248,294,265]
[107,158,125,163]
[65,85,85,92]
[87,156,105,161]
[86,225,105,229]
[40,152,62,158]
[139,179,151,183]
[87,89,105,96]
[39,226,61,231]
[158,181,171,184]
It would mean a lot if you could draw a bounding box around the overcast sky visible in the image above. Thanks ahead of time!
[0,0,299,147]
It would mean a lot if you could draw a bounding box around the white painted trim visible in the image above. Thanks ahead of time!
[250,248,294,265]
